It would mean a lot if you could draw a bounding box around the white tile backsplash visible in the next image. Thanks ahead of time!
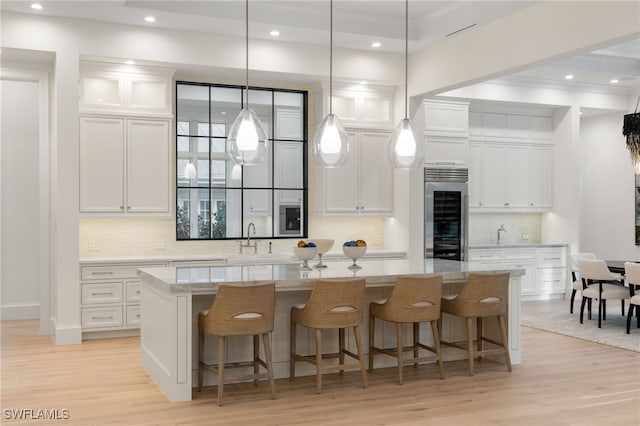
[469,213,541,245]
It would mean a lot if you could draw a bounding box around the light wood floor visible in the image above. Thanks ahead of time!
[1,320,639,425]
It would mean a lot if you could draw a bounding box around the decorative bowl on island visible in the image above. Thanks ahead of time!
[293,243,318,271]
[308,239,334,268]
[342,240,367,270]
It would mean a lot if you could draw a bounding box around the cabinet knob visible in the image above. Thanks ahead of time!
[530,203,534,206]
[120,206,124,210]
[355,206,359,210]
[504,203,510,206]
[360,206,365,210]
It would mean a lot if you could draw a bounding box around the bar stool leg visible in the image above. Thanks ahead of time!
[217,335,225,407]
[261,333,276,399]
[368,314,375,372]
[396,322,403,385]
[498,315,512,372]
[466,317,474,376]
[315,328,322,394]
[290,318,296,381]
[253,334,259,385]
[354,325,368,389]
[430,321,445,379]
[339,328,345,377]
[412,322,419,368]
[477,317,484,360]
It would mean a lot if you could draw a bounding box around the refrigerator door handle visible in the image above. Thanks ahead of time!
[461,193,469,262]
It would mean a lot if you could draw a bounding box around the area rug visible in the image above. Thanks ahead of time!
[521,299,640,352]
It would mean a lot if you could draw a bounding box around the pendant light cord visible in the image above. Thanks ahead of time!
[404,0,408,120]
[329,0,333,116]
[245,0,249,108]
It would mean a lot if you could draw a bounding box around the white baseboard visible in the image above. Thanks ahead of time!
[1,303,39,320]
[50,318,82,345]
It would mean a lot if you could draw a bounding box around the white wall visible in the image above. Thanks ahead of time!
[1,79,41,319]
[580,112,639,260]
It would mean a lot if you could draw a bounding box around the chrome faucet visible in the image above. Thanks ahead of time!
[239,222,258,254]
[497,224,507,245]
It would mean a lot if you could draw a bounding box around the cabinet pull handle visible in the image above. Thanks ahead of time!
[479,255,493,258]
[355,206,359,210]
[530,203,534,206]
[92,316,113,320]
[544,257,560,260]
[120,206,124,210]
[127,206,131,209]
[544,280,560,283]
[92,292,114,296]
[91,271,113,275]
[136,290,141,294]
[504,203,510,206]
[360,206,365,210]
[136,314,141,318]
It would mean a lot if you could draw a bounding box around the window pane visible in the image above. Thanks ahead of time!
[211,87,242,137]
[176,84,208,135]
[274,92,303,140]
[248,89,273,140]
[176,188,211,239]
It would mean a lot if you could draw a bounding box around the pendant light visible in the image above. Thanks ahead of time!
[311,0,349,168]
[623,94,640,172]
[228,0,268,166]
[388,0,424,169]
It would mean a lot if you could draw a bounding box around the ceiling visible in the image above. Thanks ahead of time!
[1,1,638,94]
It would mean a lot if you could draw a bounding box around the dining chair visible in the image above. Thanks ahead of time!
[624,262,640,334]
[368,275,445,384]
[568,253,597,314]
[578,259,629,328]
[197,282,276,406]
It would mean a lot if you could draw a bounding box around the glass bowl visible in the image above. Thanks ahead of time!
[342,246,367,270]
[293,246,318,271]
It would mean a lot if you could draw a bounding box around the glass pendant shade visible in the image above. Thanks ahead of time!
[184,162,197,179]
[312,113,349,167]
[230,163,242,180]
[388,118,423,169]
[228,107,268,166]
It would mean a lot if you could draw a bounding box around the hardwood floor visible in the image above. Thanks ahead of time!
[1,320,639,425]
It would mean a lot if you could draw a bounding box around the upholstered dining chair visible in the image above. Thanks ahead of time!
[368,275,445,384]
[624,262,640,334]
[197,282,276,406]
[578,259,629,328]
[440,272,512,376]
[290,278,368,393]
[568,252,597,314]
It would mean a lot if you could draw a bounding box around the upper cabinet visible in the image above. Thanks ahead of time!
[423,100,469,166]
[469,110,552,141]
[316,82,395,129]
[79,62,174,117]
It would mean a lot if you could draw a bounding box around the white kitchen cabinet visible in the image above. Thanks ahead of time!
[424,100,469,136]
[468,110,552,141]
[317,82,395,129]
[80,261,167,334]
[468,142,482,208]
[79,63,173,117]
[275,109,302,140]
[424,135,468,166]
[80,117,170,215]
[318,130,393,215]
[274,141,303,206]
[528,145,553,208]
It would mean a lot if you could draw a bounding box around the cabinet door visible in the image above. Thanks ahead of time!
[126,119,170,213]
[505,145,529,208]
[80,117,125,213]
[424,135,468,166]
[468,142,483,208]
[323,131,359,213]
[358,132,393,214]
[480,144,507,208]
[274,142,303,189]
[505,260,536,294]
[529,145,553,209]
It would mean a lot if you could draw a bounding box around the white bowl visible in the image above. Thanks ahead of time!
[342,246,367,260]
[293,246,318,261]
[308,239,334,254]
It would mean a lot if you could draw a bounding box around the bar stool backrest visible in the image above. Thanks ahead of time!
[201,282,275,336]
[578,259,615,282]
[384,275,442,323]
[447,272,510,317]
[624,262,640,286]
[297,278,366,329]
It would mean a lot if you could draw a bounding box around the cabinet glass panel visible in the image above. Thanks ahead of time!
[176,82,308,240]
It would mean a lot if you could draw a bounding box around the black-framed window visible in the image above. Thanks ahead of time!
[176,82,308,240]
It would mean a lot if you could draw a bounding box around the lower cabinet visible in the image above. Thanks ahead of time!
[80,261,167,333]
[469,245,567,299]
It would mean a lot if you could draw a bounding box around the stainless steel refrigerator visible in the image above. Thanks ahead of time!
[424,167,469,261]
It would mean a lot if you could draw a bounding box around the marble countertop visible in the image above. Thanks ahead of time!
[470,243,568,249]
[138,258,525,294]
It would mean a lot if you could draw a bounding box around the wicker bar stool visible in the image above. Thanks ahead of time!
[369,275,445,384]
[290,278,368,393]
[197,282,276,406]
[440,272,512,376]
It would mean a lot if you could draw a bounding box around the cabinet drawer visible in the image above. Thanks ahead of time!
[537,249,566,268]
[81,263,165,280]
[81,282,123,305]
[82,306,123,329]
[537,268,566,294]
[126,305,141,327]
[469,250,504,262]
[504,249,536,260]
[126,281,141,302]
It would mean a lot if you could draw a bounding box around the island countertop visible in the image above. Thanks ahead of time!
[138,258,525,294]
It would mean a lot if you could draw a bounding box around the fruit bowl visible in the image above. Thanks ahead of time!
[342,246,367,270]
[308,239,334,269]
[293,246,318,271]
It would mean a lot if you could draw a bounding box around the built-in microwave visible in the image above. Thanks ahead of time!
[279,205,301,235]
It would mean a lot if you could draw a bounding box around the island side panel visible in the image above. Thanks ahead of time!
[140,280,193,402]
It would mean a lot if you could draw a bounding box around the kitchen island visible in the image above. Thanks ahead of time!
[138,258,524,402]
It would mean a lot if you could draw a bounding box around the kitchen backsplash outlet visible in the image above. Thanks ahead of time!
[469,213,541,245]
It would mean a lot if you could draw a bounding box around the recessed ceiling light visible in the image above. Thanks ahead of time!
[30,3,43,10]
[610,79,619,84]
[125,60,135,65]
[359,81,367,85]
[371,41,381,48]
[144,16,156,23]
[269,30,280,37]
[565,74,574,80]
